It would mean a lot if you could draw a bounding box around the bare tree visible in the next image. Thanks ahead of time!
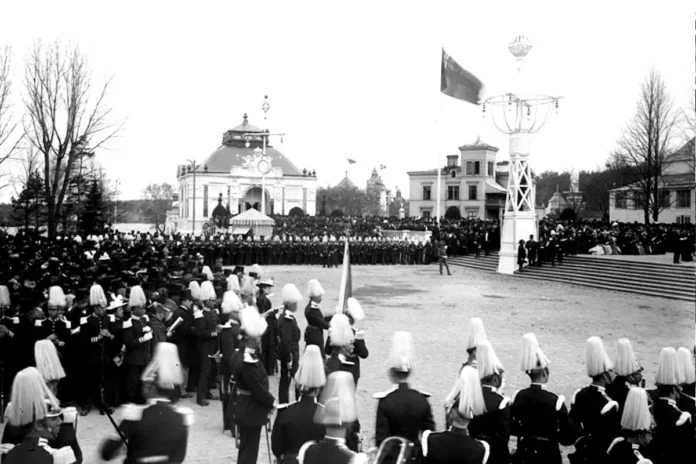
[616,69,678,223]
[676,92,695,175]
[0,45,22,190]
[22,41,121,238]
[143,183,175,233]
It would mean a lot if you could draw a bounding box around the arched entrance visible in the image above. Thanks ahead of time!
[288,206,304,217]
[445,206,461,220]
[241,187,273,214]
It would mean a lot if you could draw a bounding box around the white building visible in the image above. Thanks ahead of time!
[407,138,510,220]
[175,114,318,233]
[609,138,695,224]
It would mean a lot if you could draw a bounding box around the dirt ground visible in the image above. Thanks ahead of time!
[3,263,691,463]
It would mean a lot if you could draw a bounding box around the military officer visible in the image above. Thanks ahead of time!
[510,333,577,464]
[167,289,195,398]
[122,285,153,405]
[607,338,645,415]
[325,298,368,387]
[373,332,435,464]
[461,318,488,371]
[569,337,621,464]
[194,281,221,406]
[234,306,276,464]
[468,340,511,464]
[304,279,331,358]
[277,284,302,404]
[272,345,327,464]
[218,290,243,432]
[606,388,656,464]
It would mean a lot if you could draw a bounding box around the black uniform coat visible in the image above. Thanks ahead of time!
[81,313,111,365]
[194,308,220,358]
[325,327,368,384]
[606,436,656,464]
[606,377,632,416]
[468,385,511,464]
[271,395,326,463]
[167,306,194,367]
[122,315,152,367]
[510,383,577,464]
[569,384,621,462]
[277,311,300,366]
[298,437,364,464]
[100,399,193,464]
[233,348,275,428]
[2,435,76,464]
[652,397,695,463]
[420,428,490,464]
[34,317,71,350]
[374,382,435,463]
[303,301,329,355]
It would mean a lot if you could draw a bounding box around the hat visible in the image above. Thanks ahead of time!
[6,367,60,426]
[129,285,147,308]
[387,331,415,373]
[249,264,262,279]
[620,387,652,431]
[240,306,267,338]
[227,275,241,293]
[445,365,486,420]
[106,295,127,311]
[329,314,354,347]
[315,371,358,425]
[614,338,642,377]
[240,278,257,299]
[258,278,274,288]
[307,279,325,298]
[466,318,487,351]
[281,284,303,304]
[477,340,504,379]
[0,285,10,307]
[295,345,327,389]
[676,347,695,385]
[141,342,183,389]
[655,347,678,386]
[585,336,613,377]
[188,281,202,301]
[89,284,108,307]
[200,281,216,301]
[221,291,244,315]
[345,297,365,322]
[202,266,214,281]
[48,286,67,308]
[520,333,549,373]
[180,289,193,301]
[34,340,66,383]
[233,266,244,274]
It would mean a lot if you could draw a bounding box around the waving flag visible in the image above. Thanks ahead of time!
[336,239,352,314]
[441,48,484,105]
[380,164,387,170]
[347,158,357,164]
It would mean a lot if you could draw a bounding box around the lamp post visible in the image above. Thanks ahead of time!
[186,159,201,235]
[482,35,561,274]
[113,179,121,224]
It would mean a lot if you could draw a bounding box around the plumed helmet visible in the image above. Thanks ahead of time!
[295,345,327,389]
[188,281,202,301]
[614,338,641,377]
[620,387,652,431]
[34,340,66,383]
[0,285,11,306]
[48,286,67,308]
[307,279,325,298]
[129,285,147,308]
[445,365,486,420]
[227,275,241,293]
[676,347,695,385]
[221,291,244,315]
[200,281,216,301]
[345,297,365,322]
[466,318,487,351]
[387,331,415,373]
[141,342,183,390]
[315,371,358,425]
[202,266,214,281]
[585,336,613,377]
[477,340,504,379]
[520,333,549,373]
[90,284,108,307]
[281,284,303,305]
[329,314,354,347]
[655,347,678,386]
[240,306,267,338]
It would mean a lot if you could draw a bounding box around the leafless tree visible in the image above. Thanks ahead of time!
[22,40,121,238]
[143,183,175,233]
[0,45,22,190]
[616,69,678,223]
[676,92,695,175]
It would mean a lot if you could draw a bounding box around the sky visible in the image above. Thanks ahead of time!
[0,0,693,202]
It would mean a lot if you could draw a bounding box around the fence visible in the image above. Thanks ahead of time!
[381,230,432,242]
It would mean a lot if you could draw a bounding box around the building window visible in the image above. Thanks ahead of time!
[487,161,494,176]
[447,186,459,200]
[203,185,209,217]
[615,192,627,209]
[676,215,692,224]
[451,170,456,178]
[633,191,644,210]
[422,210,431,219]
[467,210,477,219]
[659,190,670,208]
[422,185,431,200]
[469,185,477,200]
[466,162,473,175]
[677,189,691,208]
[474,161,480,175]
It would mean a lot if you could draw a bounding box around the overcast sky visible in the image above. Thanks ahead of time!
[0,0,693,202]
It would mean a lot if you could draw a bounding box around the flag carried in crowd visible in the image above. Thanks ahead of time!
[441,48,484,105]
[347,158,357,164]
[336,239,353,314]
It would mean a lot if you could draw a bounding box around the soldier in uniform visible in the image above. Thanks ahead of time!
[277,284,302,404]
[167,289,195,399]
[194,281,221,406]
[233,306,276,464]
[468,340,511,464]
[298,371,368,464]
[461,318,488,372]
[510,333,577,464]
[257,278,278,376]
[100,342,194,464]
[105,296,128,408]
[373,331,434,464]
[35,286,71,400]
[217,290,243,433]
[122,285,153,405]
[326,297,368,387]
[651,347,695,463]
[33,340,65,399]
[606,388,656,464]
[304,279,330,358]
[569,337,621,464]
[422,366,490,464]
[607,338,645,415]
[675,346,695,414]
[272,345,327,464]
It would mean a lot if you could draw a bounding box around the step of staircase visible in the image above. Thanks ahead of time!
[448,252,695,302]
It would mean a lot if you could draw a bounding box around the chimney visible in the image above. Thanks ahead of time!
[446,154,458,168]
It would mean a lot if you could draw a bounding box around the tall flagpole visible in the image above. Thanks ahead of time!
[436,47,444,225]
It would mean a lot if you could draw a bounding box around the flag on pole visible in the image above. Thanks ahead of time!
[379,164,386,170]
[347,158,357,164]
[441,48,484,105]
[336,239,352,314]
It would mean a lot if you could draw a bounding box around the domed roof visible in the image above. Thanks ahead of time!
[198,114,304,177]
[458,136,499,152]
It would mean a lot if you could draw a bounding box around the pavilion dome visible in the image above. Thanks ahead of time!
[198,114,304,177]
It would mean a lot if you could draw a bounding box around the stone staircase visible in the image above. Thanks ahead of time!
[449,252,696,302]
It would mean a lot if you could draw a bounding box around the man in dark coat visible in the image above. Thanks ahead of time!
[167,289,195,398]
[122,297,153,405]
[517,239,527,273]
[194,293,221,407]
[304,279,330,358]
[277,284,302,404]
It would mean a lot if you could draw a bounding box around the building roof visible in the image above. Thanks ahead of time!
[459,136,499,153]
[665,138,695,164]
[230,208,275,225]
[485,179,507,194]
[335,175,357,189]
[609,173,696,192]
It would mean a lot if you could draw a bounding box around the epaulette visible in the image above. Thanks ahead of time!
[108,315,116,323]
[607,437,624,455]
[372,386,397,399]
[571,387,582,405]
[243,351,258,363]
[277,402,292,410]
[476,440,490,464]
[417,389,432,398]
[175,406,195,426]
[64,320,71,329]
[193,310,203,319]
[349,452,369,464]
[499,396,511,409]
[556,395,566,411]
[121,403,145,421]
[676,411,691,426]
[122,319,133,329]
[79,316,88,325]
[421,430,433,457]
[62,407,78,424]
[298,441,317,464]
[600,400,619,415]
[34,319,43,327]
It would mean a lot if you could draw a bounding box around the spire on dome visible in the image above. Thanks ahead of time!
[243,113,248,124]
[475,135,482,145]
